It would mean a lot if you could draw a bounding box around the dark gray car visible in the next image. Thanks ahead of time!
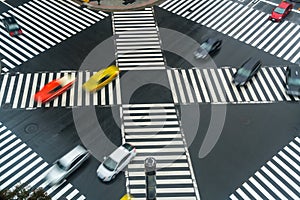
[286,65,300,96]
[194,38,222,59]
[233,58,262,86]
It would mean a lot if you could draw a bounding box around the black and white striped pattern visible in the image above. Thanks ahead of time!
[121,104,200,200]
[0,71,121,109]
[0,0,108,72]
[0,122,86,200]
[113,8,166,71]
[159,0,300,64]
[167,67,299,104]
[230,137,300,200]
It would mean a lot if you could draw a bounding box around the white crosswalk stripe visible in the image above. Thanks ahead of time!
[166,66,299,104]
[229,137,300,200]
[0,71,121,109]
[160,0,300,64]
[0,0,108,72]
[113,8,166,71]
[121,104,200,199]
[0,122,86,199]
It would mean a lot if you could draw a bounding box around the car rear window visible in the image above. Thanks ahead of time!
[122,143,134,151]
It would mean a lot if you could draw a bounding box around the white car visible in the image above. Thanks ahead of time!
[45,145,90,185]
[97,143,136,182]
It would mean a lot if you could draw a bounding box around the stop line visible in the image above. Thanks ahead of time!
[113,8,166,71]
[0,0,108,72]
[121,103,200,200]
[159,0,300,64]
[0,71,121,109]
[230,137,300,200]
[0,122,86,200]
[167,66,299,104]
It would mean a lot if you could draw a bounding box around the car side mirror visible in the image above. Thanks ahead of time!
[103,156,107,161]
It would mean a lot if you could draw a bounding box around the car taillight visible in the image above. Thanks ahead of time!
[9,32,14,36]
[18,30,22,34]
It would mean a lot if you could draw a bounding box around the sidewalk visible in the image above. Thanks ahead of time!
[75,0,166,12]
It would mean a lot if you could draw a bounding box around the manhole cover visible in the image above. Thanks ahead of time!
[25,123,39,134]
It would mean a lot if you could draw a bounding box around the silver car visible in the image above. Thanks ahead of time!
[45,145,90,185]
[97,143,136,182]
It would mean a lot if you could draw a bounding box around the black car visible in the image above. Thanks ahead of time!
[193,38,222,59]
[232,58,262,86]
[285,65,300,96]
[1,16,23,37]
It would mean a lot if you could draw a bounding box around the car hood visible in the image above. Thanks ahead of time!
[97,164,114,179]
[271,12,282,19]
[46,165,66,184]
[286,85,300,96]
[233,74,248,85]
[194,49,208,58]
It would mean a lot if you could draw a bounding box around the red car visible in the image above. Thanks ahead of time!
[34,75,76,103]
[269,1,294,22]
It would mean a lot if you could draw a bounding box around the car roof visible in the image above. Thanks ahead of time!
[3,16,17,23]
[288,65,300,78]
[59,145,87,166]
[109,145,129,163]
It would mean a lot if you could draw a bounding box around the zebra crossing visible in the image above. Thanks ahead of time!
[230,136,300,200]
[167,66,300,104]
[0,0,109,72]
[0,122,86,200]
[113,8,166,71]
[0,70,121,109]
[121,103,200,200]
[159,0,300,64]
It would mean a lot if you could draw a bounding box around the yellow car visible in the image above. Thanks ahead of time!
[83,65,120,92]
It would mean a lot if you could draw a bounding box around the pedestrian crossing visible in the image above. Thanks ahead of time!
[0,0,109,72]
[159,0,300,64]
[121,103,200,200]
[0,70,121,109]
[0,122,86,200]
[230,136,300,200]
[113,8,166,71]
[167,66,300,104]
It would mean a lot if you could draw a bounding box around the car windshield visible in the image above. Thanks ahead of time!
[200,42,212,51]
[103,157,117,171]
[274,7,285,14]
[287,78,300,86]
[56,160,67,171]
[51,85,63,93]
[98,75,110,84]
[237,68,251,77]
[8,24,19,31]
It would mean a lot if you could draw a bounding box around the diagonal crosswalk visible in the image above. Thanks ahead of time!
[167,66,299,104]
[0,70,121,109]
[0,0,109,72]
[229,137,300,200]
[159,0,300,64]
[113,8,166,71]
[121,103,200,200]
[0,122,86,200]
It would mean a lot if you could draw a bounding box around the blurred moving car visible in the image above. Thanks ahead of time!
[34,75,75,103]
[285,65,300,96]
[268,1,293,22]
[194,38,222,59]
[232,58,262,86]
[97,143,136,182]
[1,16,23,37]
[45,145,90,186]
[83,65,119,92]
